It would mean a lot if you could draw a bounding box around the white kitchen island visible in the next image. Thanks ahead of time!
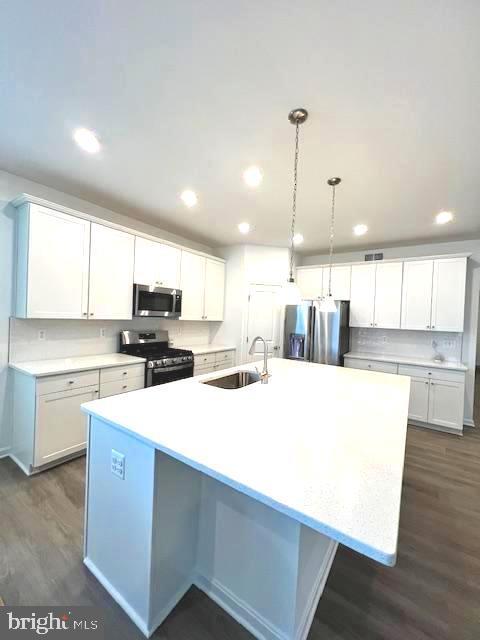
[81,358,410,639]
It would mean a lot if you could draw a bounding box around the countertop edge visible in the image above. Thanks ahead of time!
[9,354,146,377]
[345,351,467,372]
[81,407,399,567]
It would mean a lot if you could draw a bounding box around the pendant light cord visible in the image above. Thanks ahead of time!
[289,121,300,282]
[327,185,336,296]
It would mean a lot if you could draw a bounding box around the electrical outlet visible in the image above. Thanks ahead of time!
[111,450,125,480]
[100,327,106,338]
[38,329,46,341]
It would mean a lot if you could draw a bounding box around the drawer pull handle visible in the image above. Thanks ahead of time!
[94,390,99,394]
[68,380,75,384]
[122,385,127,389]
[123,371,128,375]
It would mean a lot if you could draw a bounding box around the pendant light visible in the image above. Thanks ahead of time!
[319,177,341,313]
[284,108,308,305]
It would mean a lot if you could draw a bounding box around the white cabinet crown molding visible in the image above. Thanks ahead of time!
[297,252,471,270]
[11,194,224,264]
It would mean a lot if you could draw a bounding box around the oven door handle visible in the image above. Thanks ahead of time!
[153,363,192,374]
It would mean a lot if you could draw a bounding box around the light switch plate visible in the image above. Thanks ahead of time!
[111,449,125,480]
[100,327,106,338]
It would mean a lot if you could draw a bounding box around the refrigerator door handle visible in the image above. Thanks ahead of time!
[306,303,315,362]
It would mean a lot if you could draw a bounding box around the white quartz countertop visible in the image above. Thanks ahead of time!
[345,351,467,371]
[9,353,146,377]
[174,344,236,355]
[82,358,410,567]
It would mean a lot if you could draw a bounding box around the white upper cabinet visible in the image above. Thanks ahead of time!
[88,224,135,320]
[430,257,467,332]
[401,260,434,330]
[350,264,376,327]
[180,251,225,321]
[296,268,323,299]
[134,237,180,289]
[401,257,467,331]
[16,204,91,319]
[179,251,206,320]
[204,258,225,321]
[327,265,351,300]
[373,262,403,329]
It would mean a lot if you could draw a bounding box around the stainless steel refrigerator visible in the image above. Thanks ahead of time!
[283,300,350,365]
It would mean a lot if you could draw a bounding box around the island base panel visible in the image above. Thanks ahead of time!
[84,417,337,639]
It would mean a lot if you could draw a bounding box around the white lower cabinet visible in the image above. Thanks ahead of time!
[344,358,465,434]
[35,386,98,467]
[427,379,465,431]
[194,350,236,376]
[407,377,430,423]
[11,363,145,475]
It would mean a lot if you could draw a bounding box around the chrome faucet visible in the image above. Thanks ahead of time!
[249,336,271,384]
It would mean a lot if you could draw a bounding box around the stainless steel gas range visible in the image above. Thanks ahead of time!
[120,330,194,387]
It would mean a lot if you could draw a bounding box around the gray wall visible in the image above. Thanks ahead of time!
[0,169,214,456]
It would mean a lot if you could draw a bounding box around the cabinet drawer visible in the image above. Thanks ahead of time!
[215,359,234,372]
[37,370,100,396]
[99,376,144,399]
[215,350,235,363]
[194,363,216,376]
[344,358,397,374]
[100,363,145,384]
[398,365,465,383]
[195,353,216,366]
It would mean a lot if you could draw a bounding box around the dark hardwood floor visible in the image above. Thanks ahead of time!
[1,371,479,639]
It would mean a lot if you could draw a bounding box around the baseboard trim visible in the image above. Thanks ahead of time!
[84,557,150,637]
[8,453,31,475]
[0,447,11,459]
[194,573,287,640]
[463,418,476,428]
[147,578,192,637]
[409,420,463,436]
[295,540,338,640]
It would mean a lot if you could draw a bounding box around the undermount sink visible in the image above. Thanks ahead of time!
[201,370,261,390]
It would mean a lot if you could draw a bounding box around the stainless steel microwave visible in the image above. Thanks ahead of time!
[133,284,182,318]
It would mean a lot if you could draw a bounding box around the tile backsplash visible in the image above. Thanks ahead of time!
[9,317,215,362]
[350,328,463,362]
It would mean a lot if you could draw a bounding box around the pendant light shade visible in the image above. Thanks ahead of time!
[318,294,337,313]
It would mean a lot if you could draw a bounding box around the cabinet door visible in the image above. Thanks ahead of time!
[296,268,323,299]
[204,259,225,321]
[374,262,403,329]
[408,377,430,422]
[180,251,206,320]
[401,260,434,330]
[328,265,351,300]
[431,257,467,332]
[26,206,90,318]
[34,386,98,467]
[428,379,464,432]
[350,264,376,327]
[134,237,181,288]
[89,224,135,320]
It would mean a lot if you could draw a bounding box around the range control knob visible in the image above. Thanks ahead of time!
[147,361,154,369]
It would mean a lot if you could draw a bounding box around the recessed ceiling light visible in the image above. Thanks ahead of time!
[238,222,251,234]
[353,224,368,236]
[180,190,198,208]
[293,233,304,246]
[243,166,263,188]
[73,128,101,154]
[435,210,454,225]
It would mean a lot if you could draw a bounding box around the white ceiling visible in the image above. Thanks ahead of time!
[1,1,479,253]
